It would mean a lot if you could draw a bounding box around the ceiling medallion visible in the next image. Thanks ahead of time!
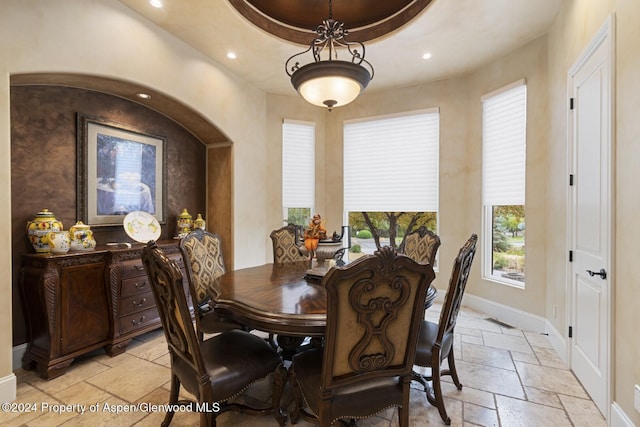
[285,0,374,111]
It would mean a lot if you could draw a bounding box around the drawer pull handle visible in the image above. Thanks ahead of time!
[132,298,146,307]
[134,281,148,289]
[133,264,145,271]
[131,315,146,326]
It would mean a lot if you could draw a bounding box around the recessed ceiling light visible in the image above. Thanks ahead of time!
[422,52,432,60]
[149,0,162,8]
[136,93,151,100]
[227,52,237,59]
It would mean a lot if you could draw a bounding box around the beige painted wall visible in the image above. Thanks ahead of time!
[546,0,640,422]
[0,0,271,397]
[265,94,327,261]
[3,0,640,421]
[267,37,549,311]
[268,1,640,418]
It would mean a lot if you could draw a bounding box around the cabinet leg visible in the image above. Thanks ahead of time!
[105,339,132,357]
[36,359,74,381]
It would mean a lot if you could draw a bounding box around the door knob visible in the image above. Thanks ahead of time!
[586,268,607,279]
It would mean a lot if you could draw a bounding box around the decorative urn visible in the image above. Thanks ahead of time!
[69,221,96,251]
[177,208,193,238]
[26,209,63,253]
[47,231,71,254]
[194,213,206,230]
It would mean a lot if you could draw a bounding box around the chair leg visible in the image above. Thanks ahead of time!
[200,410,213,427]
[398,380,411,427]
[271,365,287,426]
[288,367,302,424]
[431,362,451,425]
[162,374,180,427]
[446,350,463,390]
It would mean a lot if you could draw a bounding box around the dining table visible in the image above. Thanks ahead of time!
[213,259,439,340]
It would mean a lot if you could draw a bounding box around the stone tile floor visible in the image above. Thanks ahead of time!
[1,303,606,426]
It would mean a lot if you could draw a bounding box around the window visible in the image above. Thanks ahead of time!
[482,80,527,286]
[343,110,439,260]
[282,120,315,226]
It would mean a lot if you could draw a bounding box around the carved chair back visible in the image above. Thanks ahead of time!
[436,234,478,357]
[142,241,208,385]
[321,246,435,391]
[143,241,288,427]
[179,228,226,306]
[270,224,307,263]
[401,226,441,266]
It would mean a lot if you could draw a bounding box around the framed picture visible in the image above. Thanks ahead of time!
[77,114,167,227]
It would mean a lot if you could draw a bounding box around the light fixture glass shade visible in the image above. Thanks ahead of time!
[299,76,361,107]
[290,60,371,109]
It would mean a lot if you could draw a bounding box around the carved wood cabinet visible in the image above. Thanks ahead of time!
[106,241,188,357]
[20,240,186,380]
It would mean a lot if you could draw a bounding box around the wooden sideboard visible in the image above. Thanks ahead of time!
[20,240,188,380]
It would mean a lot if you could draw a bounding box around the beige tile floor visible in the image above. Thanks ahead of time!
[2,303,606,426]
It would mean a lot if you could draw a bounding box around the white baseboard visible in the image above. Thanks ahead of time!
[611,401,636,427]
[12,343,26,372]
[461,293,547,333]
[544,319,568,365]
[0,373,16,403]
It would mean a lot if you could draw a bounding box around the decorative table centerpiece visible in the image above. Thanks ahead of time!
[303,214,327,257]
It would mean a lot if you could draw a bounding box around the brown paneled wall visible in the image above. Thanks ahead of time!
[10,85,207,346]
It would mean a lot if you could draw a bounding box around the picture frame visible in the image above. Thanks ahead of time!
[76,114,167,227]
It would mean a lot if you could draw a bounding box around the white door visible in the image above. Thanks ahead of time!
[568,15,613,417]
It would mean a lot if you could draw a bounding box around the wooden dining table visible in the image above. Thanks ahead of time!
[213,259,438,339]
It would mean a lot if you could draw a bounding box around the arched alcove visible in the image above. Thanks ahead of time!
[10,73,233,348]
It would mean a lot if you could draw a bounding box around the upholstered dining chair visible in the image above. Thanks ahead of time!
[412,234,478,425]
[270,224,308,263]
[179,229,244,341]
[401,226,442,314]
[401,225,441,267]
[141,241,287,427]
[289,246,436,427]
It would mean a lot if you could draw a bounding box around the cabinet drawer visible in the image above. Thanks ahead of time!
[119,292,156,316]
[121,275,151,297]
[120,259,147,279]
[118,307,160,335]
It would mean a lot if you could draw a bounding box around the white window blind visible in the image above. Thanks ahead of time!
[482,81,527,205]
[282,120,315,209]
[343,110,439,212]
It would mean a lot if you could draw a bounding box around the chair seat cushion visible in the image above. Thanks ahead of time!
[415,320,454,367]
[174,329,282,402]
[292,348,403,420]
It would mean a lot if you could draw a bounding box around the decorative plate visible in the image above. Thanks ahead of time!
[123,211,161,243]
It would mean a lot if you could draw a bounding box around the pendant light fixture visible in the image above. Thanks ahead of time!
[285,0,374,111]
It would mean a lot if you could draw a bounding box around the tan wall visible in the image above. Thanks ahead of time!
[0,0,271,395]
[546,0,640,422]
[265,95,327,261]
[269,3,640,417]
[267,37,549,308]
[3,0,640,421]
[327,78,474,294]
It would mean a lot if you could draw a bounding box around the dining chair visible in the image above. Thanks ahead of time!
[270,224,308,263]
[142,241,287,427]
[179,228,245,341]
[412,233,478,425]
[401,225,441,267]
[289,246,436,427]
[400,226,442,314]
